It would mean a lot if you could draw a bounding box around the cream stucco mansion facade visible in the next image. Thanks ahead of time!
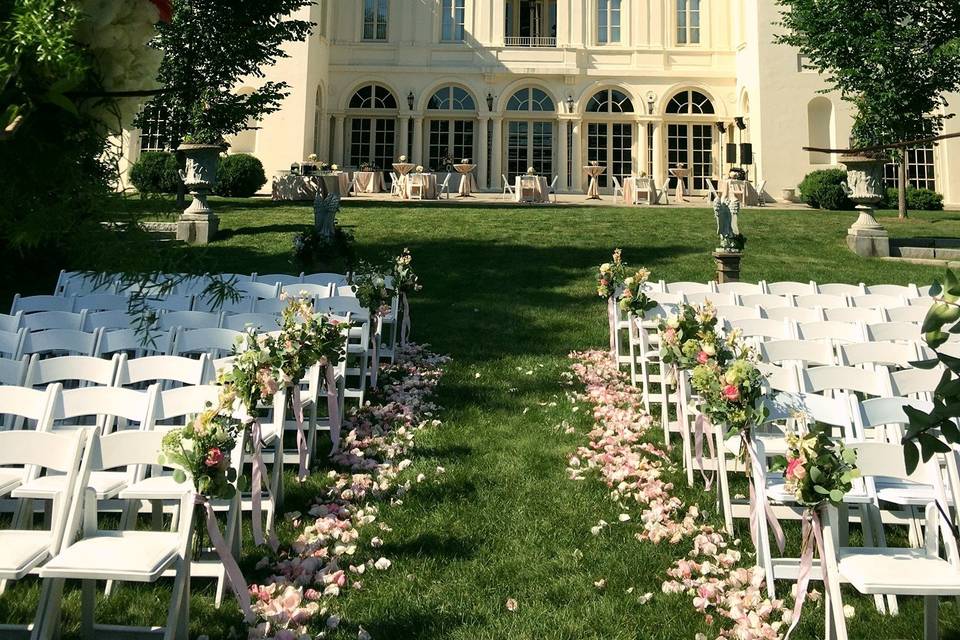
[130,0,960,204]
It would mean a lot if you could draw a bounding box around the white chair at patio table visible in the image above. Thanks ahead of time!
[0,429,87,638]
[439,173,453,199]
[501,174,515,200]
[547,176,559,203]
[34,429,196,640]
[518,175,538,203]
[408,173,426,200]
[390,171,402,197]
[612,177,625,203]
[820,441,960,640]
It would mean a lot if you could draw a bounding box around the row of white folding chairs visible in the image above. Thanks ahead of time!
[649,289,930,315]
[652,279,928,299]
[716,391,960,638]
[0,380,274,628]
[53,270,351,297]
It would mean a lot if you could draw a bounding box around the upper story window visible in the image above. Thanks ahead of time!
[597,0,622,44]
[507,88,555,112]
[139,102,171,152]
[666,90,714,115]
[428,86,476,111]
[363,0,389,41]
[441,0,465,42]
[586,89,634,113]
[349,84,398,110]
[676,0,700,45]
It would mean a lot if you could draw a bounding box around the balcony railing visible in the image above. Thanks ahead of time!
[504,36,557,48]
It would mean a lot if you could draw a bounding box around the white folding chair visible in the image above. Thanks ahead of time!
[822,307,885,323]
[821,442,960,640]
[23,354,119,391]
[865,321,921,343]
[762,281,817,296]
[796,293,849,310]
[35,430,195,640]
[684,291,735,307]
[251,298,289,315]
[838,341,920,373]
[83,310,138,332]
[762,306,823,323]
[0,329,24,360]
[547,175,559,203]
[55,271,117,297]
[255,273,303,287]
[235,281,281,301]
[887,306,928,324]
[409,174,425,200]
[660,281,716,295]
[10,294,74,315]
[742,293,793,310]
[716,281,763,296]
[725,318,796,346]
[96,328,173,359]
[755,179,767,206]
[866,284,921,299]
[707,179,720,202]
[0,312,21,333]
[74,294,129,313]
[302,273,349,287]
[157,310,224,331]
[170,328,244,363]
[439,173,452,199]
[21,329,100,358]
[796,320,867,346]
[281,283,333,299]
[612,177,624,203]
[143,295,194,313]
[852,294,907,310]
[761,339,836,369]
[221,313,282,332]
[714,305,762,322]
[501,174,515,200]
[114,354,213,389]
[390,172,401,196]
[818,283,866,297]
[20,311,87,332]
[889,367,942,401]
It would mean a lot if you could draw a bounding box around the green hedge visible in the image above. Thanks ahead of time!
[129,151,180,194]
[884,187,944,211]
[798,169,854,210]
[215,154,266,197]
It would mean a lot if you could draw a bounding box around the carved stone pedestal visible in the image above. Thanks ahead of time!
[177,211,219,245]
[713,251,743,284]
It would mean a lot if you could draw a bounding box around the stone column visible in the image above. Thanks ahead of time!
[571,119,583,191]
[333,115,346,165]
[477,117,490,190]
[651,121,665,189]
[557,118,569,193]
[412,117,424,165]
[638,121,648,176]
[317,113,330,161]
[491,117,503,189]
[398,117,410,159]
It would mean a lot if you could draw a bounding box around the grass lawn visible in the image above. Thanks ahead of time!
[5,198,960,639]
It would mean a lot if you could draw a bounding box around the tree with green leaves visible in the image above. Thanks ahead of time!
[776,0,960,220]
[137,0,314,146]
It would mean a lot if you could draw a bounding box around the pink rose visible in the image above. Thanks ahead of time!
[697,351,710,364]
[786,457,807,481]
[257,367,279,397]
[722,384,740,402]
[664,328,677,343]
[204,447,224,468]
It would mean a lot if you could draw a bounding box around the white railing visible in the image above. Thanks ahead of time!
[504,36,557,48]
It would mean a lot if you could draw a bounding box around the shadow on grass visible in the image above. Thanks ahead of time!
[381,531,480,562]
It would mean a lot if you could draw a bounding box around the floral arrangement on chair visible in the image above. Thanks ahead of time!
[689,337,765,436]
[274,294,349,465]
[658,303,722,374]
[392,248,422,345]
[618,268,657,317]
[596,248,628,300]
[774,423,859,637]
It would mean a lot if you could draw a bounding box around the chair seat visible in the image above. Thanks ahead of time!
[0,530,53,580]
[39,531,179,582]
[0,469,23,497]
[838,547,960,595]
[12,471,127,500]
[874,478,947,507]
[766,476,873,505]
[119,476,191,500]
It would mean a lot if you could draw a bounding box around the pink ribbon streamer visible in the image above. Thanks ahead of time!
[401,293,411,345]
[292,385,308,482]
[785,508,825,639]
[248,419,278,551]
[743,432,786,555]
[607,297,617,361]
[370,315,382,387]
[325,364,342,453]
[194,494,255,623]
[693,413,716,491]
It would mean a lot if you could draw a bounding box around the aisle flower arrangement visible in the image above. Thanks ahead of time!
[689,337,765,436]
[659,303,723,375]
[567,350,790,639]
[618,268,657,317]
[595,249,627,300]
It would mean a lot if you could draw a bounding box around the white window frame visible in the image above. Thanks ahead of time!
[676,0,701,46]
[597,0,622,45]
[362,0,389,42]
[441,0,466,42]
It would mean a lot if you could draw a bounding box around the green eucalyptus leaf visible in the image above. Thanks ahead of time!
[829,489,844,503]
[809,466,823,482]
[904,442,920,475]
[813,485,829,495]
[173,469,187,484]
[930,280,943,297]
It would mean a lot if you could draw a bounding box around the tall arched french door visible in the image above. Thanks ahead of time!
[664,89,716,194]
[504,87,556,181]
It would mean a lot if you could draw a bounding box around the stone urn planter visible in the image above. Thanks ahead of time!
[841,154,889,258]
[176,142,225,245]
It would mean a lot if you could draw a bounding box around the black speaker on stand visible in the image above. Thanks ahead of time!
[740,143,753,166]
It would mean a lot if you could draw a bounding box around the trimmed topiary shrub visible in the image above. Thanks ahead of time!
[798,168,853,210]
[129,151,180,194]
[215,153,267,197]
[885,187,944,211]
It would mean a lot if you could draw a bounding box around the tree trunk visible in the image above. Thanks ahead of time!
[898,154,908,220]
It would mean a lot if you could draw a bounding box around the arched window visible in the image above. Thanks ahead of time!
[586,89,634,114]
[807,97,833,165]
[665,90,714,115]
[506,88,555,112]
[349,84,398,110]
[427,86,476,111]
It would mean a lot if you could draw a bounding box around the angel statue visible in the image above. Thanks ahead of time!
[313,191,342,242]
[713,197,746,253]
